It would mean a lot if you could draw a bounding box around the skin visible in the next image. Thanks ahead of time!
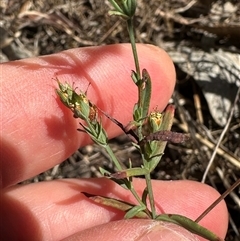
[1,44,228,240]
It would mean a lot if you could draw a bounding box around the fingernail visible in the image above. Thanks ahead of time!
[136,221,199,241]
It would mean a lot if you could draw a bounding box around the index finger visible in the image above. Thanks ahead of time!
[1,44,176,188]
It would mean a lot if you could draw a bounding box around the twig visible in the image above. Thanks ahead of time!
[195,178,240,223]
[202,86,240,183]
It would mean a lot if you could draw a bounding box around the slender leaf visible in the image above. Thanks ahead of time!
[156,214,223,241]
[125,205,147,219]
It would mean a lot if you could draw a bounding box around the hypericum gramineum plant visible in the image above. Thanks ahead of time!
[55,1,237,240]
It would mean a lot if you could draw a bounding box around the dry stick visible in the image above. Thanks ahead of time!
[217,165,240,236]
[174,0,198,13]
[201,86,240,183]
[216,167,240,208]
[173,92,207,163]
[98,20,121,44]
[174,91,240,169]
[175,119,240,169]
[192,81,203,124]
[195,178,240,223]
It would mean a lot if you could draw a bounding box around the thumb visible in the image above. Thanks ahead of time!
[63,219,200,241]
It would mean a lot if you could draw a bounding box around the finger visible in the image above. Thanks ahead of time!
[63,220,201,241]
[1,44,175,188]
[2,179,228,241]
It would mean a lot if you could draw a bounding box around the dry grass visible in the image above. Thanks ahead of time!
[2,0,240,240]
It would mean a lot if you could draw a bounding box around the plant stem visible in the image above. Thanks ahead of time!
[127,18,140,79]
[107,145,152,217]
[145,170,156,218]
[130,188,142,203]
[105,145,123,171]
[127,16,156,218]
[126,179,152,218]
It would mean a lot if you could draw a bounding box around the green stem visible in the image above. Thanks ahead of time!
[145,171,156,219]
[106,145,152,217]
[128,180,152,218]
[130,186,144,205]
[127,18,140,78]
[105,145,123,171]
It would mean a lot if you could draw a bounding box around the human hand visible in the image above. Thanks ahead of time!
[1,44,227,240]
